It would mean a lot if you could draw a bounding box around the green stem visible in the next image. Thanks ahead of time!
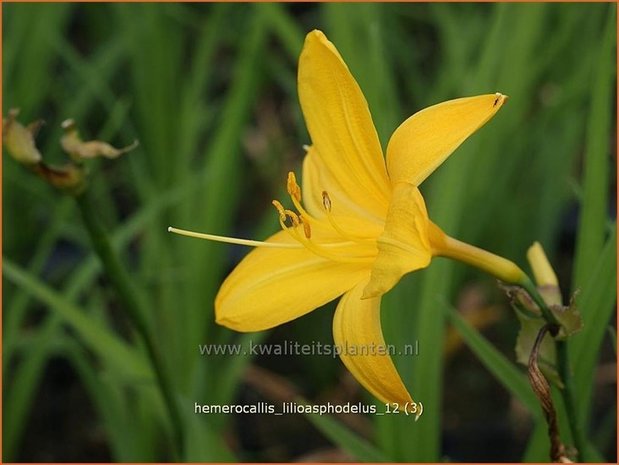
[432,228,527,285]
[75,191,183,458]
[521,276,588,461]
[441,234,587,461]
[557,340,589,461]
[520,278,561,329]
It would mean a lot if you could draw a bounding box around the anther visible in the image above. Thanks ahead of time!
[322,191,332,212]
[272,200,286,219]
[287,172,301,202]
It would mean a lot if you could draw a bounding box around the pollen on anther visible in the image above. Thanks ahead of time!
[272,200,286,219]
[322,191,332,212]
[287,172,301,202]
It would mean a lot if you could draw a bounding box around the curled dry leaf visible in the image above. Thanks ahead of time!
[2,108,43,165]
[61,118,138,160]
[31,162,86,194]
[528,324,572,462]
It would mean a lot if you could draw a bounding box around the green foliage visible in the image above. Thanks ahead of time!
[3,3,615,462]
[301,399,389,462]
[445,305,541,417]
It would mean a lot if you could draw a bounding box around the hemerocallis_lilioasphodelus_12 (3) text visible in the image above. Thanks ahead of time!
[169,29,529,410]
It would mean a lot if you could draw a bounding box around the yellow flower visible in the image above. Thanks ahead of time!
[170,30,525,406]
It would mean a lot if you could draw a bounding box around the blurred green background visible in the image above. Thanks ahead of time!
[2,2,616,462]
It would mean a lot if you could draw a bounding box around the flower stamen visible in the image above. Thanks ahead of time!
[167,227,301,249]
[272,199,286,218]
[273,196,373,264]
[287,171,302,202]
[286,171,328,231]
[322,190,332,212]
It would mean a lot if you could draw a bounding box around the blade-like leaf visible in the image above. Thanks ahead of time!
[300,398,388,462]
[570,226,617,423]
[571,8,615,290]
[3,258,151,382]
[445,305,541,417]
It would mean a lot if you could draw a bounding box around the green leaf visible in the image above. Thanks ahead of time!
[523,419,605,463]
[61,340,143,461]
[2,258,151,382]
[522,227,615,463]
[445,305,541,417]
[514,312,560,387]
[300,398,388,462]
[3,199,72,378]
[522,422,549,462]
[2,316,62,461]
[182,411,235,462]
[550,302,583,340]
[570,225,617,425]
[259,3,304,59]
[571,7,615,291]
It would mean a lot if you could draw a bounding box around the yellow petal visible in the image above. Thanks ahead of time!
[298,30,390,221]
[302,146,386,226]
[333,279,414,406]
[364,183,431,298]
[386,93,507,185]
[215,229,370,332]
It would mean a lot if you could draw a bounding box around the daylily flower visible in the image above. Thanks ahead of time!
[170,30,527,407]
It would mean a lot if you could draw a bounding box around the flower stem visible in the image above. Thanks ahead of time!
[557,339,589,461]
[435,230,560,328]
[519,277,589,460]
[432,230,527,285]
[75,191,183,458]
[435,229,588,460]
[519,278,561,329]
[511,273,589,461]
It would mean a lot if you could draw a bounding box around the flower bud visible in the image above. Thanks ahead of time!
[527,242,561,306]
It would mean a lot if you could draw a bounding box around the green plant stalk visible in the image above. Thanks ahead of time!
[75,190,183,458]
[521,278,588,461]
[520,278,561,329]
[556,339,589,461]
[451,243,586,461]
